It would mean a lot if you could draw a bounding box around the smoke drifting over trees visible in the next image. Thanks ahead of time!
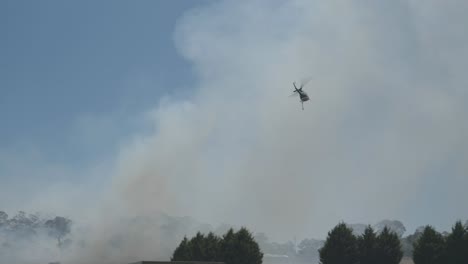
[0,211,72,263]
[2,0,468,263]
[2,209,465,264]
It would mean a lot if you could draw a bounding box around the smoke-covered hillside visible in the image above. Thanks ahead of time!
[2,1,468,263]
[0,211,72,263]
[4,209,463,264]
[0,210,239,264]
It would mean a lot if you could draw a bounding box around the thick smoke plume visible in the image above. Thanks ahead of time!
[3,1,468,263]
[112,0,468,240]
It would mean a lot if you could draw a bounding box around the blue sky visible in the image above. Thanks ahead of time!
[1,1,468,248]
[1,1,204,164]
[1,1,213,220]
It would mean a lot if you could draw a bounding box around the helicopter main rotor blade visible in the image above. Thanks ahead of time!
[299,77,313,89]
[288,91,299,97]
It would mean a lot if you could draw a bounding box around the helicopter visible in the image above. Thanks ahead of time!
[290,81,310,110]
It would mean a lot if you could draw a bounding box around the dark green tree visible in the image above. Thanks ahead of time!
[172,227,262,264]
[357,225,378,264]
[221,227,263,264]
[446,221,467,264]
[190,232,207,260]
[220,228,237,264]
[204,232,222,261]
[171,236,192,261]
[413,226,446,264]
[465,223,468,264]
[376,226,403,264]
[319,222,359,264]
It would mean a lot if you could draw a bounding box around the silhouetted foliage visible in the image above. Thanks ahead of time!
[222,227,263,264]
[319,223,405,264]
[172,237,192,261]
[376,226,403,264]
[44,216,72,247]
[319,222,359,264]
[0,210,73,254]
[357,225,378,264]
[191,232,207,260]
[220,228,236,263]
[445,221,467,264]
[172,227,263,264]
[413,226,446,264]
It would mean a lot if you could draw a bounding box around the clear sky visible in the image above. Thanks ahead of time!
[1,0,468,251]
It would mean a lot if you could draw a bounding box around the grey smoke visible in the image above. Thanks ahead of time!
[4,0,468,263]
[70,0,468,261]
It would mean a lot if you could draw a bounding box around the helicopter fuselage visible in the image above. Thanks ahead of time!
[292,81,310,110]
[299,92,309,102]
[295,89,309,102]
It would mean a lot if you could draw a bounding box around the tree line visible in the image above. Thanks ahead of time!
[171,227,263,264]
[172,220,468,264]
[319,223,402,264]
[319,220,468,264]
[412,221,468,264]
[0,210,72,248]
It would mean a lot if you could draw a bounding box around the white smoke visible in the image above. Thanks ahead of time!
[80,0,468,260]
[115,0,467,240]
[2,1,468,263]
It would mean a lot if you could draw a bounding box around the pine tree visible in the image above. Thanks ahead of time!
[319,222,359,264]
[190,232,207,260]
[446,221,467,264]
[171,236,192,261]
[413,226,446,264]
[376,226,403,264]
[220,228,237,264]
[172,227,263,264]
[221,227,263,264]
[205,232,222,261]
[464,223,468,264]
[357,225,378,264]
[236,228,263,264]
